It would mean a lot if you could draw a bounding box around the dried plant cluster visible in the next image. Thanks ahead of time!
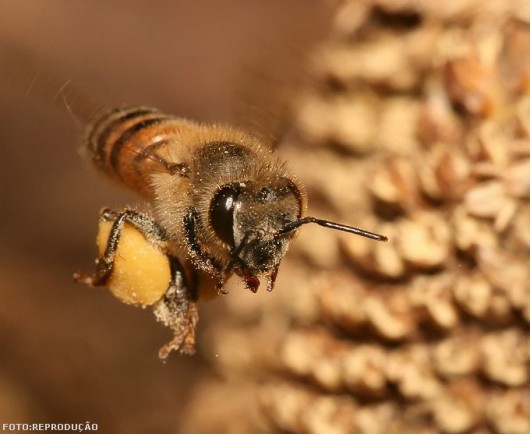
[186,1,530,433]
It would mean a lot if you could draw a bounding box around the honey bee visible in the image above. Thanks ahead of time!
[72,105,387,358]
[4,42,387,358]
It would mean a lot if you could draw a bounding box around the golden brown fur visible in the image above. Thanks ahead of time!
[85,106,307,288]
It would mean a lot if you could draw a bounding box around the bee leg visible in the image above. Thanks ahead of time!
[183,208,226,290]
[74,208,167,287]
[154,256,199,360]
[132,139,190,177]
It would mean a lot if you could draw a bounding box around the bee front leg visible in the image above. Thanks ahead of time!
[183,208,228,294]
[73,208,167,287]
[154,257,199,359]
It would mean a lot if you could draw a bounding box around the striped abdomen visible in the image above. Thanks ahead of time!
[85,106,196,198]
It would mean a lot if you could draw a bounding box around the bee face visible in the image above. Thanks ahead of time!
[209,177,303,290]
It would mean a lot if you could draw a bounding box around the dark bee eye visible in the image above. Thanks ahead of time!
[209,185,240,248]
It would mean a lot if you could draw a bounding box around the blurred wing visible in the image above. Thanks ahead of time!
[0,42,107,125]
[231,2,335,149]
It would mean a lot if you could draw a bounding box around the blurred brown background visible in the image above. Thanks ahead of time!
[4,2,530,433]
[0,1,319,432]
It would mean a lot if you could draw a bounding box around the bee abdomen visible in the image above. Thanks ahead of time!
[85,106,191,197]
[86,106,165,173]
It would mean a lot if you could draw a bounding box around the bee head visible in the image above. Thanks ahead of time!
[209,178,388,293]
[209,178,302,292]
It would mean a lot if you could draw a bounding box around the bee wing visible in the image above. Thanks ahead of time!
[230,3,335,149]
[0,43,107,125]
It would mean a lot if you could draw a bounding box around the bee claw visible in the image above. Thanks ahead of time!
[73,271,91,285]
[216,283,229,296]
[99,207,117,221]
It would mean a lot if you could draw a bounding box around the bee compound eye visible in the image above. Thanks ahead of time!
[209,185,240,248]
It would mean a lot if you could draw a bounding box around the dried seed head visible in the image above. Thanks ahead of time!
[188,3,530,433]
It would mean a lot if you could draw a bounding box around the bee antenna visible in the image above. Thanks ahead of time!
[278,217,388,242]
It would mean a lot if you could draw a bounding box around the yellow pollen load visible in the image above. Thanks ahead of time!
[96,220,171,307]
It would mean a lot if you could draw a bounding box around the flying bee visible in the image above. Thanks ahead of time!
[73,105,387,358]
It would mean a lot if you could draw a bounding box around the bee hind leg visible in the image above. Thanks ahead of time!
[154,257,199,360]
[73,208,167,287]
